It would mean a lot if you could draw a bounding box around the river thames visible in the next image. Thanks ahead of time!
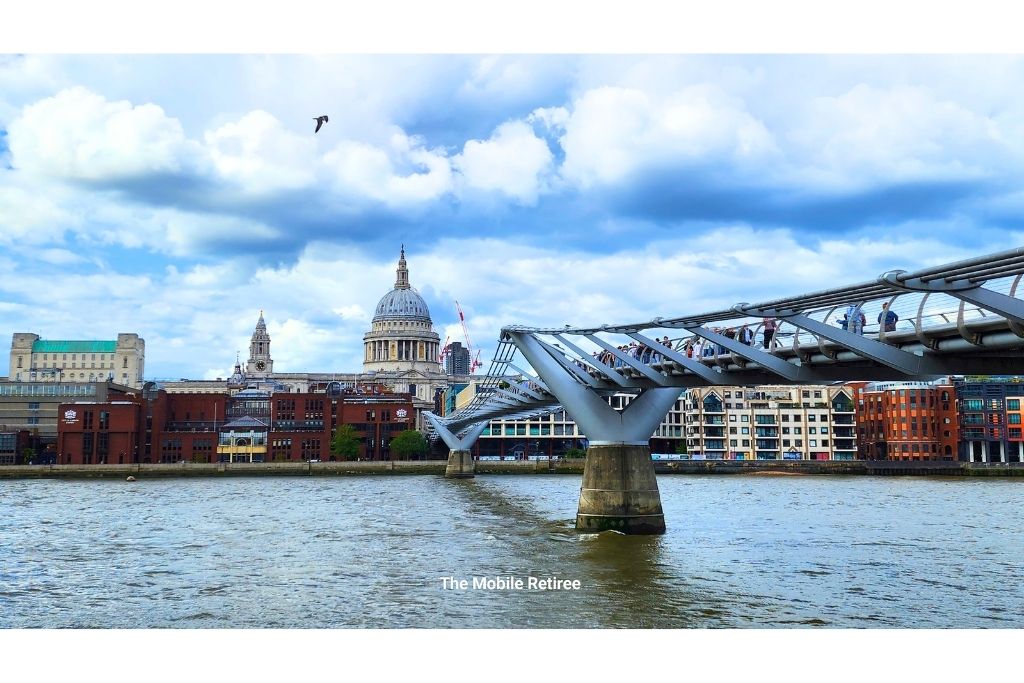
[1,474,1022,628]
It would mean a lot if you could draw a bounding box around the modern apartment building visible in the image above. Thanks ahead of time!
[954,376,1024,463]
[683,385,858,460]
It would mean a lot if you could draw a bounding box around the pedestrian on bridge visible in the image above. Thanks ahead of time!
[846,303,866,335]
[762,317,777,348]
[878,302,899,332]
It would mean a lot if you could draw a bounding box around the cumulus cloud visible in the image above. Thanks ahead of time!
[0,182,77,244]
[556,85,777,187]
[455,120,554,203]
[204,110,317,193]
[788,84,1010,189]
[322,131,453,206]
[7,86,204,181]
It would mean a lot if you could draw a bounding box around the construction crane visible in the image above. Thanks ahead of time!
[455,300,483,373]
[438,335,451,364]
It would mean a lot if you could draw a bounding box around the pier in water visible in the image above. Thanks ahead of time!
[1,475,1022,628]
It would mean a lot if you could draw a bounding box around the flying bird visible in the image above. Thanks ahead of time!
[313,115,329,133]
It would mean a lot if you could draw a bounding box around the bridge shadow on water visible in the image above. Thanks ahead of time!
[445,477,767,628]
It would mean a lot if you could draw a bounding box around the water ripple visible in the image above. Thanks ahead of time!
[0,475,1021,628]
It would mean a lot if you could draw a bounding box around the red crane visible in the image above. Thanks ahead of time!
[455,300,483,373]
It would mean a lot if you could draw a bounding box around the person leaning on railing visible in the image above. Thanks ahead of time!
[878,302,899,332]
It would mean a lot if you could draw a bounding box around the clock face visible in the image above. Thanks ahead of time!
[256,361,267,371]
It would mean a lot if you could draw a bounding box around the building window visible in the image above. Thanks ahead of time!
[1010,414,1022,425]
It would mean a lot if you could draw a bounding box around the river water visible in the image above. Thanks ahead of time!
[1,474,1021,628]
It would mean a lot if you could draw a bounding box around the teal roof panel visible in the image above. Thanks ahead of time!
[31,340,117,353]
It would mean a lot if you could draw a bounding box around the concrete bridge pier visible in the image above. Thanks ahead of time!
[577,443,667,534]
[424,415,486,479]
[445,449,476,479]
[508,331,683,534]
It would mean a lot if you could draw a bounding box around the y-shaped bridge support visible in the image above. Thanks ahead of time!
[424,413,487,479]
[508,331,681,534]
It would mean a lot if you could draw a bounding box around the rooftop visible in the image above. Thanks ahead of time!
[31,340,117,353]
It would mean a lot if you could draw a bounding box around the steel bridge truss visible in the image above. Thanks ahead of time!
[427,246,1024,445]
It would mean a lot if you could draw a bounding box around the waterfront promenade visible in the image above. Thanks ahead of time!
[2,460,1023,479]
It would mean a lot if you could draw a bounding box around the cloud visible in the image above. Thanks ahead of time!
[0,181,77,244]
[204,110,317,193]
[787,84,1011,189]
[7,86,204,181]
[455,120,554,203]
[322,130,453,206]
[556,85,777,188]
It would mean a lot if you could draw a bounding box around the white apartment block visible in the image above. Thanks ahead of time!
[683,385,857,460]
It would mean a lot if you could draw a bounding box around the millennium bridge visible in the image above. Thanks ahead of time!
[426,246,1024,534]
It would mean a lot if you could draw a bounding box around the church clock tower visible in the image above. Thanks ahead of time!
[246,310,273,377]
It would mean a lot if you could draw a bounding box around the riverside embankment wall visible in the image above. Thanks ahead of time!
[1,460,1023,479]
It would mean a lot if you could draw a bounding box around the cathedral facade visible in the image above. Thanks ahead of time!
[160,247,468,429]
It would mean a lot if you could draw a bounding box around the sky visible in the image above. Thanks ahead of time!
[3,50,1024,380]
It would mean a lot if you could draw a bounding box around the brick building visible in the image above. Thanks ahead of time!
[56,386,416,464]
[0,430,35,465]
[850,381,958,461]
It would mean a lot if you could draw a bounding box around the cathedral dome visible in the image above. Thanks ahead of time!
[374,288,432,322]
[370,245,432,323]
[363,246,442,376]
